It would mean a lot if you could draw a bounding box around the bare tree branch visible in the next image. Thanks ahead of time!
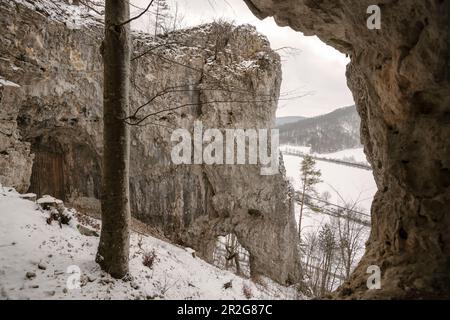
[79,0,104,16]
[116,0,155,27]
[127,81,291,122]
[128,0,158,15]
[125,94,308,126]
[126,22,310,128]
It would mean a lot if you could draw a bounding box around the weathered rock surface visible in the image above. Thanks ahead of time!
[0,0,300,284]
[245,0,450,298]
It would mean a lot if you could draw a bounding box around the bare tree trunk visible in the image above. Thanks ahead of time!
[154,0,160,38]
[234,253,242,276]
[172,2,178,31]
[96,0,131,279]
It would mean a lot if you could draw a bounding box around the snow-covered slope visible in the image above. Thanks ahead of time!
[0,187,298,300]
[12,0,104,29]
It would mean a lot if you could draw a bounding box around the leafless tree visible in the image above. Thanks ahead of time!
[225,234,242,276]
[78,0,104,15]
[317,223,337,295]
[303,229,318,276]
[301,224,338,297]
[153,0,170,37]
[94,0,157,279]
[171,1,185,32]
[332,205,367,280]
[95,0,132,279]
[301,193,369,297]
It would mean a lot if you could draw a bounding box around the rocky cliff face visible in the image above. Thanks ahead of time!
[245,0,450,298]
[0,0,300,284]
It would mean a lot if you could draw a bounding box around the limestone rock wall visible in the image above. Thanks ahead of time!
[0,0,300,284]
[244,0,450,298]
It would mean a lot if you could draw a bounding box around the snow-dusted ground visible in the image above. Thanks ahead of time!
[0,187,299,300]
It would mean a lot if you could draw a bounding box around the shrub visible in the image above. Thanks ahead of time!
[142,249,157,269]
[242,284,252,299]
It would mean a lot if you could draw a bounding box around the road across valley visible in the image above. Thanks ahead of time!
[281,150,372,171]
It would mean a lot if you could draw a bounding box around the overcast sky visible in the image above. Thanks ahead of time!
[131,0,355,118]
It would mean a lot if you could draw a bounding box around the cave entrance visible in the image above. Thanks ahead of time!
[25,132,101,207]
[29,147,65,201]
[212,233,251,278]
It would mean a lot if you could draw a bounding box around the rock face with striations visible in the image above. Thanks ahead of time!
[244,0,450,298]
[0,0,300,284]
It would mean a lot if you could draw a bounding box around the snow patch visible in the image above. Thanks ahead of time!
[0,77,20,88]
[36,195,63,205]
[12,0,103,30]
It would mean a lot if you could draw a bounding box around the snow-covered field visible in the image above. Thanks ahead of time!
[0,187,298,300]
[280,145,370,166]
[318,148,370,166]
[284,154,376,211]
[283,152,376,236]
[280,145,312,155]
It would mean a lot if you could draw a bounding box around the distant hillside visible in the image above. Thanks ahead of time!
[277,105,361,153]
[276,116,306,126]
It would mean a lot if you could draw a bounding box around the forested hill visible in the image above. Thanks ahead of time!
[275,116,306,126]
[277,105,361,153]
